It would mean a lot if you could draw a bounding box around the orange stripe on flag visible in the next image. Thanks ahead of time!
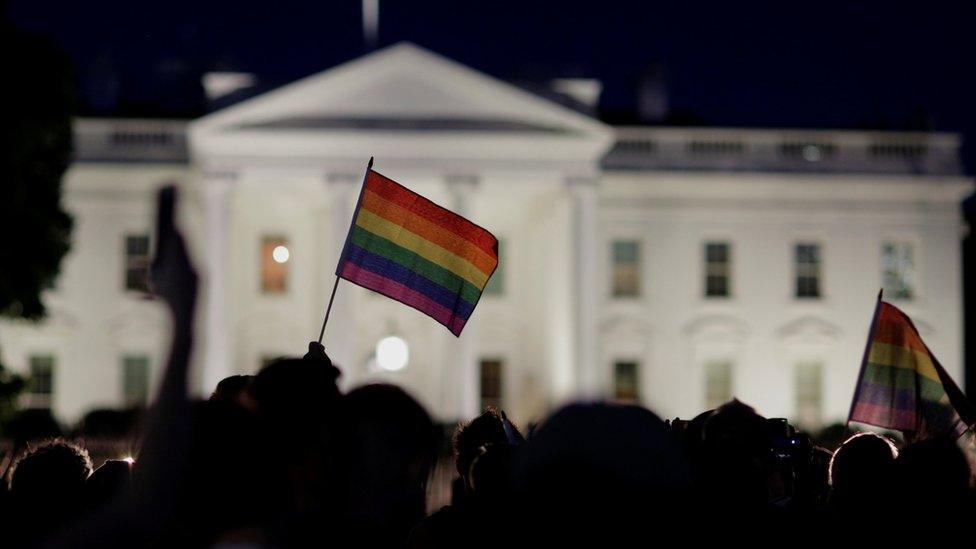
[360,190,497,276]
[867,341,941,382]
[365,171,498,258]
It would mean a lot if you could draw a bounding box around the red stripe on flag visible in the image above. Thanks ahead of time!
[851,401,917,431]
[871,304,929,354]
[365,171,498,258]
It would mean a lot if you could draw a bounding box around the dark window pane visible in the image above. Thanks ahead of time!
[124,234,151,292]
[122,356,150,407]
[706,275,728,297]
[479,359,503,411]
[706,243,728,263]
[794,243,821,299]
[28,355,55,410]
[612,240,640,297]
[614,361,639,404]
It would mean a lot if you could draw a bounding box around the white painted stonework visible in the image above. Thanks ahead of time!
[1,43,970,429]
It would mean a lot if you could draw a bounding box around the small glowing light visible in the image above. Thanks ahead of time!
[375,336,409,372]
[272,245,290,264]
[123,456,135,465]
[802,145,824,162]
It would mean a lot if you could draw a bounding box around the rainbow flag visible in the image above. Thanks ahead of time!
[848,294,975,439]
[336,162,498,336]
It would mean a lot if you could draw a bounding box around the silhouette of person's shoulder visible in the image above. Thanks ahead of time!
[406,505,464,549]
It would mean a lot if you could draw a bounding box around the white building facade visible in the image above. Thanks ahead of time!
[1,44,970,430]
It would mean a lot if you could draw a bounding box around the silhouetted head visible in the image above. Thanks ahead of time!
[8,438,93,536]
[210,374,253,405]
[697,399,770,509]
[828,432,898,513]
[453,408,523,481]
[467,442,514,504]
[172,400,287,546]
[341,383,440,546]
[5,408,63,446]
[895,436,971,517]
[514,403,690,544]
[86,459,133,511]
[249,356,341,450]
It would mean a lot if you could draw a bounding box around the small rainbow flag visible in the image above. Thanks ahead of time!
[336,160,498,336]
[848,293,975,439]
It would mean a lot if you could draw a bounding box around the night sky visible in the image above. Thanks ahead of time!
[6,0,976,170]
[6,0,976,389]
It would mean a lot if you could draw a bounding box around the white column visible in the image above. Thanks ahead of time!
[569,176,601,399]
[449,175,480,420]
[201,171,235,395]
[323,173,358,387]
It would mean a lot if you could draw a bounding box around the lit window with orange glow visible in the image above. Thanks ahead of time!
[261,236,290,294]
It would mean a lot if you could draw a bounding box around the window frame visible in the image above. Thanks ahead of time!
[881,240,916,301]
[121,355,151,408]
[27,354,55,409]
[478,357,504,411]
[482,237,505,297]
[123,233,152,293]
[260,235,291,295]
[794,242,823,300]
[610,239,642,298]
[794,361,824,431]
[704,360,733,410]
[612,360,641,404]
[703,241,732,299]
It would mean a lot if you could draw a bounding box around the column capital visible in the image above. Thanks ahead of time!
[202,166,241,182]
[565,174,600,188]
[445,174,481,189]
[325,172,360,186]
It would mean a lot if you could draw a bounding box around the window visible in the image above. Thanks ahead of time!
[122,355,150,407]
[705,360,732,410]
[612,240,640,297]
[795,243,821,299]
[704,242,731,298]
[124,234,151,292]
[261,236,290,294]
[28,355,54,409]
[613,361,640,404]
[479,359,503,411]
[795,362,823,431]
[483,239,504,296]
[882,242,914,300]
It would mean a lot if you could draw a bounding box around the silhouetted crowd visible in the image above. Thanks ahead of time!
[1,188,974,548]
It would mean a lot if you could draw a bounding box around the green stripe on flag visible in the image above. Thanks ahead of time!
[863,361,949,403]
[351,226,482,306]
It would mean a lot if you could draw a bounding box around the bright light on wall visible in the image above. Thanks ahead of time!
[272,245,290,264]
[375,336,409,372]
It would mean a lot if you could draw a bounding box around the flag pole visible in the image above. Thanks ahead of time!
[316,156,374,344]
[847,288,884,425]
[317,277,341,344]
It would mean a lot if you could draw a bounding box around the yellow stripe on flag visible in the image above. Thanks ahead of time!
[356,209,490,289]
[868,341,941,382]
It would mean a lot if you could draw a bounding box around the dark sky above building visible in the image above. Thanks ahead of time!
[6,0,976,171]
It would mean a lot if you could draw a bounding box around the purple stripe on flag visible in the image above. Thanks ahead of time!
[854,381,916,412]
[344,243,474,320]
[340,262,465,336]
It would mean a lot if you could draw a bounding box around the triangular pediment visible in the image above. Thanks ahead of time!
[192,42,609,139]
